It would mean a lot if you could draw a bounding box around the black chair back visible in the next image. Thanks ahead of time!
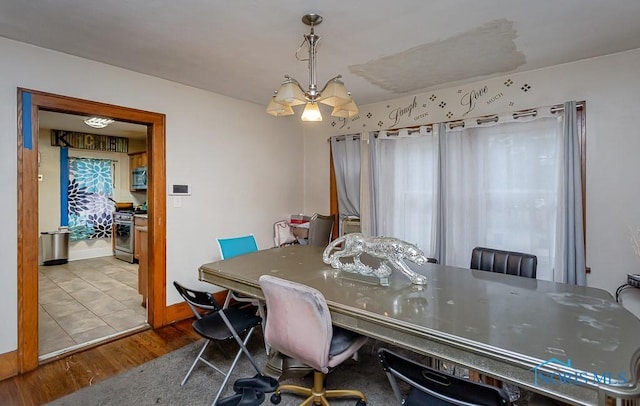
[378,348,510,406]
[470,247,537,279]
[173,281,221,318]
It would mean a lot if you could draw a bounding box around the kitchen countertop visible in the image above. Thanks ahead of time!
[134,214,148,219]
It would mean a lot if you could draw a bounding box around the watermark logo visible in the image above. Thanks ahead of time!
[531,358,628,386]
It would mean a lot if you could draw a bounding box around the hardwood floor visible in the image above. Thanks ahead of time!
[0,319,199,405]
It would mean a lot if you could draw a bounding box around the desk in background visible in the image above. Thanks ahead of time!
[199,245,640,405]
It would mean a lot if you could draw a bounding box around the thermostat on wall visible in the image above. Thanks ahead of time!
[170,184,191,196]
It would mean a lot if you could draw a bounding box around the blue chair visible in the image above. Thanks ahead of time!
[216,234,267,353]
[217,234,259,260]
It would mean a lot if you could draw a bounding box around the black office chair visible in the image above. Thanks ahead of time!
[470,247,537,279]
[307,213,335,247]
[378,348,510,406]
[173,281,265,405]
[468,247,537,401]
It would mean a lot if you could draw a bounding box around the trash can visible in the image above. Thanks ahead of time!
[40,230,70,266]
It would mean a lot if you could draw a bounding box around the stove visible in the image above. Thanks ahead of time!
[114,210,135,263]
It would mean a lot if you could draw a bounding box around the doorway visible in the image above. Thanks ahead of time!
[37,111,150,359]
[17,89,168,372]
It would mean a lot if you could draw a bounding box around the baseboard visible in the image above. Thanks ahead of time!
[164,290,229,324]
[68,247,114,261]
[0,350,18,381]
[164,302,194,324]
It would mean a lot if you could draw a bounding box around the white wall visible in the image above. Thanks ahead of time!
[0,37,304,354]
[304,48,640,317]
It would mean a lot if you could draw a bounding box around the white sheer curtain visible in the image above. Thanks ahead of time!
[442,110,561,280]
[359,133,372,235]
[371,127,438,255]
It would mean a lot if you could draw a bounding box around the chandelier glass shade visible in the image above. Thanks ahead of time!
[266,14,358,122]
[266,93,294,116]
[301,102,322,121]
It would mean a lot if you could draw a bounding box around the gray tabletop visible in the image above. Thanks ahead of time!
[199,245,640,404]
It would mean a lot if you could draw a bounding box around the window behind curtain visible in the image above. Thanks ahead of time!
[443,116,560,279]
[67,157,115,241]
[372,133,438,254]
[329,104,585,280]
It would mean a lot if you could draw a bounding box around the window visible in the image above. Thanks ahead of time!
[443,115,561,279]
[371,132,438,253]
[329,103,586,281]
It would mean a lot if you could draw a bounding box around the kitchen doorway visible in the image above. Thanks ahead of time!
[17,89,168,372]
[37,110,150,359]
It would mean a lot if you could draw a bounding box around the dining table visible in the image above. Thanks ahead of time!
[198,244,640,405]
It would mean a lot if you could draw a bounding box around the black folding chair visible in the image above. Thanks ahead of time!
[173,281,264,405]
[378,348,511,406]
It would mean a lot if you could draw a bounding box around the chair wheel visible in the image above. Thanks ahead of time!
[270,393,282,404]
[356,400,366,406]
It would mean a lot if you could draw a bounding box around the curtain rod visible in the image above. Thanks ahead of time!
[376,126,433,137]
[329,101,584,140]
[448,102,584,129]
[330,133,361,142]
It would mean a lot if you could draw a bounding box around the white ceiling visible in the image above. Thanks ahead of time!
[2,1,640,107]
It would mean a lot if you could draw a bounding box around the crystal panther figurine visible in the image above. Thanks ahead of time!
[322,233,428,285]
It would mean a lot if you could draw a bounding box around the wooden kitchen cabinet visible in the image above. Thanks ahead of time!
[129,151,147,169]
[135,216,148,307]
[134,215,148,261]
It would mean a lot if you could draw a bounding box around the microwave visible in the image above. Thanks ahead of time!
[131,167,147,190]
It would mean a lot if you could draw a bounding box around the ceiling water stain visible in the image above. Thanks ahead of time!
[349,19,526,94]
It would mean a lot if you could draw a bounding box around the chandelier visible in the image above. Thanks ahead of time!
[266,14,358,122]
[84,117,114,129]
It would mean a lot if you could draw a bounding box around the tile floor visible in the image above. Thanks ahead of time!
[39,256,148,358]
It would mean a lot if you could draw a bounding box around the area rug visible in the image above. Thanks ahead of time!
[46,335,544,406]
[46,336,399,406]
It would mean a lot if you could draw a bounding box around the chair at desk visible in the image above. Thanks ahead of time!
[216,234,267,352]
[307,213,334,247]
[378,348,510,406]
[173,281,265,405]
[470,247,537,279]
[468,246,537,401]
[258,275,368,406]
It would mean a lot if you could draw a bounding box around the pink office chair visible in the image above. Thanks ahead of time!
[258,275,368,405]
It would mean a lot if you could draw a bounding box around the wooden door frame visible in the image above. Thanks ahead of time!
[17,89,167,372]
